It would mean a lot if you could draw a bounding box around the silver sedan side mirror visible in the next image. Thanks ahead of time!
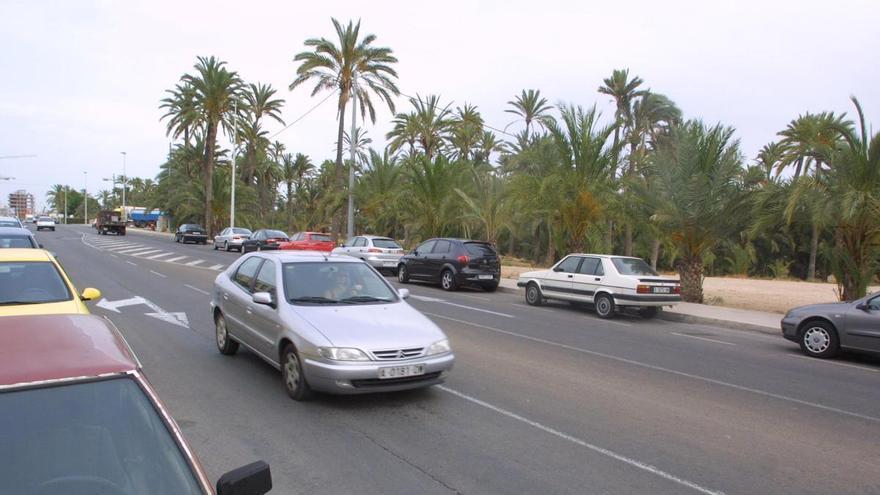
[398,288,410,300]
[252,292,274,306]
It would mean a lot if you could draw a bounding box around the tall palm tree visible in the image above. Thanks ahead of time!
[160,82,201,145]
[46,184,67,211]
[776,112,847,279]
[163,56,242,236]
[449,103,484,161]
[641,121,745,303]
[598,69,648,178]
[240,82,285,183]
[505,89,553,137]
[825,97,880,300]
[290,18,399,240]
[388,94,454,159]
[455,169,509,244]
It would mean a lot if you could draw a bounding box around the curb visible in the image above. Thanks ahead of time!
[497,281,521,294]
[657,311,779,335]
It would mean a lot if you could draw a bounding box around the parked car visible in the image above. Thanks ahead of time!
[0,227,39,248]
[0,216,24,228]
[35,216,56,231]
[332,235,405,274]
[241,229,289,253]
[211,251,454,400]
[517,254,681,318]
[0,313,272,495]
[214,227,253,252]
[781,291,880,358]
[397,238,501,292]
[279,231,335,252]
[0,249,101,316]
[175,223,208,244]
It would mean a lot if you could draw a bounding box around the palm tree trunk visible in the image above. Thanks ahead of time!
[606,219,614,253]
[204,122,217,236]
[807,222,819,281]
[650,237,661,270]
[332,103,347,242]
[625,223,633,256]
[678,256,704,303]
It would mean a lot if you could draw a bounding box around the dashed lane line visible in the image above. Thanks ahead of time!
[125,261,137,266]
[185,284,211,296]
[439,385,724,495]
[670,332,736,346]
[149,270,167,278]
[424,312,880,423]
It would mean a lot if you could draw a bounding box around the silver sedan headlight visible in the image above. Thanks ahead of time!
[426,339,451,356]
[317,347,370,361]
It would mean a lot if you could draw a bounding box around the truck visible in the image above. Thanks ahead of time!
[96,210,126,235]
[128,207,162,228]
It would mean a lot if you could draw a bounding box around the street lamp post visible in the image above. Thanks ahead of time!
[120,152,127,223]
[347,79,357,242]
[83,171,88,225]
[64,186,68,224]
[230,100,238,229]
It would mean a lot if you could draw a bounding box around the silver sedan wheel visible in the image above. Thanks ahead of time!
[803,326,831,354]
[216,317,227,347]
[284,353,301,391]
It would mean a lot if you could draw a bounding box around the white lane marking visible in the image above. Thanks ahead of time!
[149,270,167,278]
[105,245,144,251]
[511,302,558,314]
[131,249,163,257]
[439,385,723,495]
[126,261,137,266]
[424,312,880,423]
[96,296,189,329]
[207,264,225,271]
[115,247,152,254]
[456,293,492,302]
[109,254,118,258]
[165,256,187,262]
[185,284,210,296]
[146,252,175,260]
[185,259,204,266]
[410,294,514,318]
[670,332,736,346]
[788,354,879,373]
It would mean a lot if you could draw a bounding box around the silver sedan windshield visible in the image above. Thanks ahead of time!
[283,262,397,304]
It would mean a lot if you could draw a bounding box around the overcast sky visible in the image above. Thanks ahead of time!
[1,0,877,211]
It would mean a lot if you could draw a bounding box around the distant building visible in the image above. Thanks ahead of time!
[8,190,35,220]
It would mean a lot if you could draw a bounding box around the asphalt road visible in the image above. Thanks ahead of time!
[33,225,880,494]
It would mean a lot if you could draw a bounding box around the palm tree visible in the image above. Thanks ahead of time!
[342,127,373,169]
[449,103,484,161]
[46,184,67,211]
[355,148,403,237]
[455,169,508,244]
[240,82,285,183]
[162,56,242,236]
[642,121,745,303]
[290,18,399,240]
[505,89,553,137]
[388,94,453,159]
[825,97,880,300]
[776,112,847,279]
[598,69,648,178]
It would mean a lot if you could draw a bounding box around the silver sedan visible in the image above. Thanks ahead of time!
[214,227,252,252]
[210,251,454,400]
[781,291,880,358]
[332,235,405,274]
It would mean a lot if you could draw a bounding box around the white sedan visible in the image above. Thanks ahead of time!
[517,254,681,318]
[35,216,56,231]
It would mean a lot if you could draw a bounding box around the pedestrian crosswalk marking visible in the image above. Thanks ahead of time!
[185,259,204,266]
[207,264,224,271]
[146,252,175,259]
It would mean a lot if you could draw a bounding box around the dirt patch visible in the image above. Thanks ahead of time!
[501,264,878,314]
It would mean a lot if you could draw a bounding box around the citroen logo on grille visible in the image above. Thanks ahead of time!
[396,350,405,359]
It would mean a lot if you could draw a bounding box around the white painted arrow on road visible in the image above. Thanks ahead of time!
[96,296,148,313]
[96,296,190,329]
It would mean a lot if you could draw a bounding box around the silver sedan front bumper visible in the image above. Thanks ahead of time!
[302,352,455,394]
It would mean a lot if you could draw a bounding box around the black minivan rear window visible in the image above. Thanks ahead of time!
[464,242,497,257]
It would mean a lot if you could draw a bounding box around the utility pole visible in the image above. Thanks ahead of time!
[121,152,127,223]
[64,186,68,224]
[347,79,357,242]
[230,100,238,229]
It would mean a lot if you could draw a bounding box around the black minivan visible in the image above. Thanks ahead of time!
[397,238,501,291]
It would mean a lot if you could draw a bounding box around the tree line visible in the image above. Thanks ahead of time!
[48,18,880,303]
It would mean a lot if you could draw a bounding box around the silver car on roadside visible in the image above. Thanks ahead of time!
[210,250,454,400]
[214,227,253,252]
[781,291,880,358]
[332,235,406,274]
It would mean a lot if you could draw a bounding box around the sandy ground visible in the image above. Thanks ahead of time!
[501,265,878,314]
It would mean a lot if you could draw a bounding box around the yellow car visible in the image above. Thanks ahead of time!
[0,249,101,316]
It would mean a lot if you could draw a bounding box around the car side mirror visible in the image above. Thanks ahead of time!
[217,461,272,495]
[412,250,419,256]
[553,266,563,272]
[252,292,274,307]
[38,244,44,248]
[341,244,347,248]
[81,288,102,301]
[398,288,410,300]
[856,302,868,311]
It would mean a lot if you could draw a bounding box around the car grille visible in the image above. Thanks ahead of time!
[371,347,424,360]
[351,372,442,388]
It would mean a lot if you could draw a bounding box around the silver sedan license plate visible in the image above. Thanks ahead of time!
[378,364,425,379]
[653,286,671,294]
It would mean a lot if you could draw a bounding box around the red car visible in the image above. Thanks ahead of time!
[0,314,272,495]
[278,231,335,252]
